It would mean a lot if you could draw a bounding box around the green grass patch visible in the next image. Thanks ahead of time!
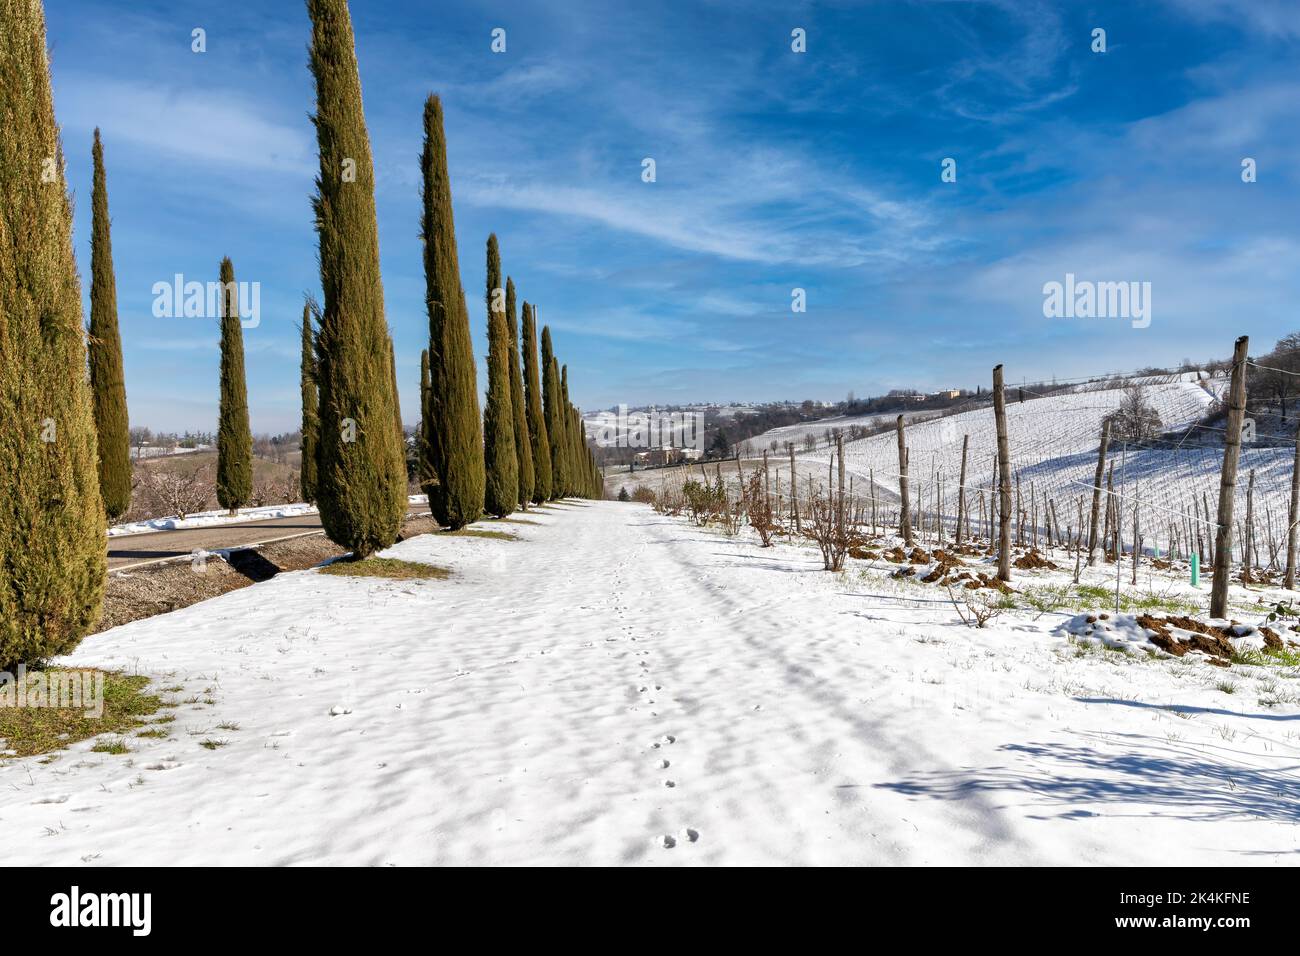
[90,737,130,754]
[443,528,517,541]
[1011,582,1200,616]
[1232,646,1300,668]
[198,739,228,750]
[1075,584,1111,603]
[0,671,162,759]
[320,557,451,580]
[135,727,170,739]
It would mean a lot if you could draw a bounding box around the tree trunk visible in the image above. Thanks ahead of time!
[1243,468,1255,581]
[1287,424,1300,589]
[1087,421,1110,566]
[993,365,1012,582]
[789,443,800,534]
[836,435,846,540]
[1211,336,1249,618]
[956,431,967,546]
[896,415,913,546]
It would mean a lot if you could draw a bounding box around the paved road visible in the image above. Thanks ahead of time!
[107,503,429,571]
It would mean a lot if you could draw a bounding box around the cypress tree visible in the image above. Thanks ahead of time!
[216,256,252,514]
[420,94,482,529]
[0,0,105,666]
[87,128,130,522]
[388,335,403,442]
[522,302,551,502]
[541,327,568,498]
[307,0,406,556]
[505,278,533,510]
[482,234,517,518]
[418,347,433,484]
[299,299,319,503]
[561,364,577,494]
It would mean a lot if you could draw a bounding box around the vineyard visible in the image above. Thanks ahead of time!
[631,342,1300,618]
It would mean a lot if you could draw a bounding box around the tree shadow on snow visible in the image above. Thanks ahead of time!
[1076,696,1299,723]
[873,730,1300,828]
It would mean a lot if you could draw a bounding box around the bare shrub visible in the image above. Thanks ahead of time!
[250,472,300,507]
[683,479,727,526]
[744,472,777,547]
[944,583,1008,629]
[144,466,215,520]
[631,486,656,505]
[808,486,848,571]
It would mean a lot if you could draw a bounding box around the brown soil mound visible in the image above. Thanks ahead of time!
[1013,549,1058,571]
[921,549,966,583]
[1132,614,1298,662]
[1137,614,1236,661]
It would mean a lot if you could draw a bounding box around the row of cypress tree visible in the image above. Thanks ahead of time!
[411,94,602,530]
[301,1,601,551]
[0,0,262,667]
[92,131,257,525]
[0,0,603,669]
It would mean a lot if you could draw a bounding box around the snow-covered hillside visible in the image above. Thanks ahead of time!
[790,380,1290,555]
[745,410,923,452]
[5,502,1297,865]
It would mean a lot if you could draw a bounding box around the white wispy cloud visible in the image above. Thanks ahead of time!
[55,75,314,176]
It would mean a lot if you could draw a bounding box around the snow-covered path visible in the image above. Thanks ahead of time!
[5,501,1298,864]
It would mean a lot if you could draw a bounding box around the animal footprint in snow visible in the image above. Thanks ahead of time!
[662,779,676,788]
[660,834,677,849]
[681,828,700,843]
[328,705,353,717]
[658,759,670,769]
[661,735,675,745]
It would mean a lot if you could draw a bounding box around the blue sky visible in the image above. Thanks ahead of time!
[46,0,1300,433]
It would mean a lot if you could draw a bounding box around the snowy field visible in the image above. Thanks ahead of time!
[747,410,927,451]
[5,500,1299,865]
[788,380,1296,556]
[107,495,430,537]
[107,503,319,537]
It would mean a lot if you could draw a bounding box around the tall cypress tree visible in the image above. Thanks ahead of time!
[561,364,576,495]
[482,234,517,518]
[418,347,433,485]
[87,128,130,522]
[216,257,252,514]
[420,94,482,529]
[541,326,567,498]
[387,335,403,442]
[505,278,534,510]
[307,0,406,556]
[299,299,319,504]
[0,0,105,667]
[522,302,551,503]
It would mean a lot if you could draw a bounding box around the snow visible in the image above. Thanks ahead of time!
[107,495,431,537]
[782,379,1297,555]
[131,445,208,460]
[6,501,1299,865]
[107,503,319,537]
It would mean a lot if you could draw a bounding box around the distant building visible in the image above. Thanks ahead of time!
[634,445,704,466]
